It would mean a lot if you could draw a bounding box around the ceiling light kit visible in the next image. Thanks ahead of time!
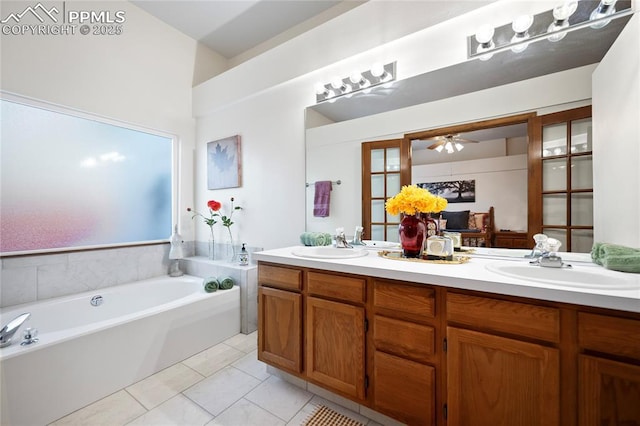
[468,0,633,61]
[413,134,479,154]
[315,62,396,103]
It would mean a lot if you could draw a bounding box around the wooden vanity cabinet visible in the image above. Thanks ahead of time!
[257,262,640,426]
[370,279,438,426]
[577,312,640,426]
[446,293,561,426]
[257,264,303,373]
[305,271,366,401]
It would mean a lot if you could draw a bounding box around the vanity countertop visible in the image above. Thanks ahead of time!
[253,246,640,313]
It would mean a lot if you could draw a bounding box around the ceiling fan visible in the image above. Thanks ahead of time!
[420,134,479,153]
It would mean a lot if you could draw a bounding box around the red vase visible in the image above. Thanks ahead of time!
[399,214,427,258]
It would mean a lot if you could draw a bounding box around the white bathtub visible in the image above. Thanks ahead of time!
[0,274,241,426]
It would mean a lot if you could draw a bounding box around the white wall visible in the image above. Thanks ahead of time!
[413,155,528,232]
[593,14,640,248]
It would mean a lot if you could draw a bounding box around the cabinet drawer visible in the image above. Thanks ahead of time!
[307,271,366,304]
[447,293,560,343]
[373,280,435,319]
[373,315,435,363]
[578,312,640,360]
[259,264,302,291]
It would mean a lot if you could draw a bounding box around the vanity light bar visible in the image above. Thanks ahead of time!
[467,0,633,60]
[315,62,396,104]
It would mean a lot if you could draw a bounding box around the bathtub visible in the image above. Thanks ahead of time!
[0,274,240,426]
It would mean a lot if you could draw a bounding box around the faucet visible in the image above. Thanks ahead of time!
[526,233,548,259]
[0,312,31,348]
[335,228,353,248]
[528,236,571,268]
[351,226,365,245]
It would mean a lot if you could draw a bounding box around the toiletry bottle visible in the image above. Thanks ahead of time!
[239,243,249,266]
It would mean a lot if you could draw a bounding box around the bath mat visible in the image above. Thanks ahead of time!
[302,405,365,426]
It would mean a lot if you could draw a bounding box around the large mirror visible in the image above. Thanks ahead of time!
[304,4,634,252]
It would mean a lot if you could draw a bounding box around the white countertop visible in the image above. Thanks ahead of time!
[253,246,640,313]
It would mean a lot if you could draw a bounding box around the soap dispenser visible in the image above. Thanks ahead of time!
[239,243,249,266]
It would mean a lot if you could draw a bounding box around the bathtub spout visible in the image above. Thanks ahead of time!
[0,313,31,348]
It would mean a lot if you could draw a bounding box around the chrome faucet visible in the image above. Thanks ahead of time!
[351,226,365,245]
[527,236,571,268]
[335,228,353,248]
[0,312,31,348]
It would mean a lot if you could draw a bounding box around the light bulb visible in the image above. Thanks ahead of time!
[315,83,328,96]
[547,19,570,42]
[455,142,464,151]
[330,77,344,90]
[445,141,454,153]
[590,0,617,28]
[512,15,533,34]
[475,25,494,44]
[553,1,578,21]
[435,145,444,153]
[349,71,370,89]
[371,63,385,78]
[511,33,530,53]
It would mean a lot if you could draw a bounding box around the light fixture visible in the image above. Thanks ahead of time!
[435,145,444,153]
[510,15,533,53]
[315,62,396,103]
[455,142,465,152]
[474,25,495,61]
[467,1,632,60]
[547,1,578,42]
[590,0,617,29]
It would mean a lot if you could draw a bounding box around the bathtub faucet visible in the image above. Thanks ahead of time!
[0,312,31,348]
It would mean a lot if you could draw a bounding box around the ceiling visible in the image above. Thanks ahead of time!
[131,0,354,59]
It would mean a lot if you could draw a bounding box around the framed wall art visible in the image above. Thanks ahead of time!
[207,135,242,190]
[418,180,476,203]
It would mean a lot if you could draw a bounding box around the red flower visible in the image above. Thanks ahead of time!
[207,200,221,211]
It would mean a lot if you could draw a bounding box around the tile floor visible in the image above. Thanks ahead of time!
[49,332,404,426]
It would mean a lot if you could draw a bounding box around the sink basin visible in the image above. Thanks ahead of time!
[362,240,400,249]
[292,246,369,259]
[485,261,639,289]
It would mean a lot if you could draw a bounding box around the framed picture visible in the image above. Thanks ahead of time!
[207,135,242,190]
[418,180,476,203]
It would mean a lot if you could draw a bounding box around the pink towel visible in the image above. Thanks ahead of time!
[313,181,332,217]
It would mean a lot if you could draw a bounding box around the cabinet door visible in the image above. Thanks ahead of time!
[447,327,560,426]
[373,351,435,426]
[258,286,302,373]
[579,355,640,426]
[305,296,365,400]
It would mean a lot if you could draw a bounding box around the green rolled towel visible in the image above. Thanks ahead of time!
[218,276,235,290]
[203,277,218,293]
[300,232,332,246]
[592,242,640,266]
[601,255,640,274]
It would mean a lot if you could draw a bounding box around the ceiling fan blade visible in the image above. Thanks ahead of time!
[427,140,446,150]
[455,138,479,143]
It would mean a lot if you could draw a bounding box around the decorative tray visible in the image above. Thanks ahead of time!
[378,250,472,264]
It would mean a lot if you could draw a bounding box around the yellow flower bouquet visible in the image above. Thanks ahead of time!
[385,185,448,216]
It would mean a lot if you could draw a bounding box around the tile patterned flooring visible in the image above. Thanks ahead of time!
[49,332,404,426]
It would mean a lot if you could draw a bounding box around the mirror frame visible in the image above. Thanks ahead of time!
[405,112,538,242]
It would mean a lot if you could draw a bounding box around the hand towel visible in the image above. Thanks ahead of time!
[218,276,235,290]
[313,181,332,217]
[591,242,640,273]
[203,277,219,293]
